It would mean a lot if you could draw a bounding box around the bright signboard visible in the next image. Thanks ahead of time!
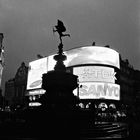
[77,82,120,100]
[73,66,116,83]
[47,46,120,70]
[26,46,120,97]
[26,57,48,90]
[65,46,120,69]
[28,89,46,95]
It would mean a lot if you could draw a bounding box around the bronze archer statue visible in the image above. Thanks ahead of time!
[53,19,70,45]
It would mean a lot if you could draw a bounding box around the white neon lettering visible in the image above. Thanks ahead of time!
[79,83,119,99]
[80,85,88,96]
[74,66,117,83]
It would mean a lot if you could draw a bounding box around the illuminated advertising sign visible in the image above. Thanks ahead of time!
[29,102,42,107]
[26,57,48,90]
[48,46,120,70]
[66,46,120,68]
[28,89,46,95]
[73,66,116,83]
[27,46,120,97]
[78,82,120,100]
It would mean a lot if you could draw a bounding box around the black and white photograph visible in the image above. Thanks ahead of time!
[0,0,140,139]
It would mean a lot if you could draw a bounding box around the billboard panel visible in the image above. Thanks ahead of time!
[66,46,120,68]
[77,82,120,100]
[28,89,46,95]
[27,46,120,97]
[73,66,116,83]
[26,57,48,90]
[48,46,120,69]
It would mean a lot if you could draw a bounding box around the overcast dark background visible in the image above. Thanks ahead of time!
[0,0,140,94]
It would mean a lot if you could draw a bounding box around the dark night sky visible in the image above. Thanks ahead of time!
[0,0,140,92]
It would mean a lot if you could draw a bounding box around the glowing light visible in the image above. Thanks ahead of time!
[47,46,120,70]
[73,66,116,83]
[28,89,46,95]
[76,82,120,100]
[29,102,42,106]
[26,46,120,97]
[65,46,120,68]
[26,57,48,90]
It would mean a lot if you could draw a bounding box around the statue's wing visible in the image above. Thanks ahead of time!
[57,19,66,32]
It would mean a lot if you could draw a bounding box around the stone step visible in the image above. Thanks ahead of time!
[80,122,129,139]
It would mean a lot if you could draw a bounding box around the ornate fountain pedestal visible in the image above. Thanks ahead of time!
[42,71,78,98]
[41,43,79,107]
[37,21,81,138]
[39,42,80,139]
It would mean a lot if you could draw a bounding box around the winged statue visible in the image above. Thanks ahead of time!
[53,19,70,44]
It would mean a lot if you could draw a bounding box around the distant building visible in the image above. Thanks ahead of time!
[119,57,135,105]
[5,78,15,105]
[133,69,140,114]
[4,62,28,107]
[134,70,140,98]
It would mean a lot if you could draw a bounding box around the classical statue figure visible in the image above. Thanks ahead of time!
[53,19,70,44]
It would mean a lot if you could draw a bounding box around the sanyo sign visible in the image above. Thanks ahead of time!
[78,82,120,100]
[73,66,120,100]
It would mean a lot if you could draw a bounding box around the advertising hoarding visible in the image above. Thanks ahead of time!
[26,57,48,90]
[66,46,120,69]
[26,46,120,97]
[77,82,120,100]
[28,89,46,95]
[73,66,116,83]
[48,46,120,70]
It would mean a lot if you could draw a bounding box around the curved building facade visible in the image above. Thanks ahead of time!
[26,46,120,98]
